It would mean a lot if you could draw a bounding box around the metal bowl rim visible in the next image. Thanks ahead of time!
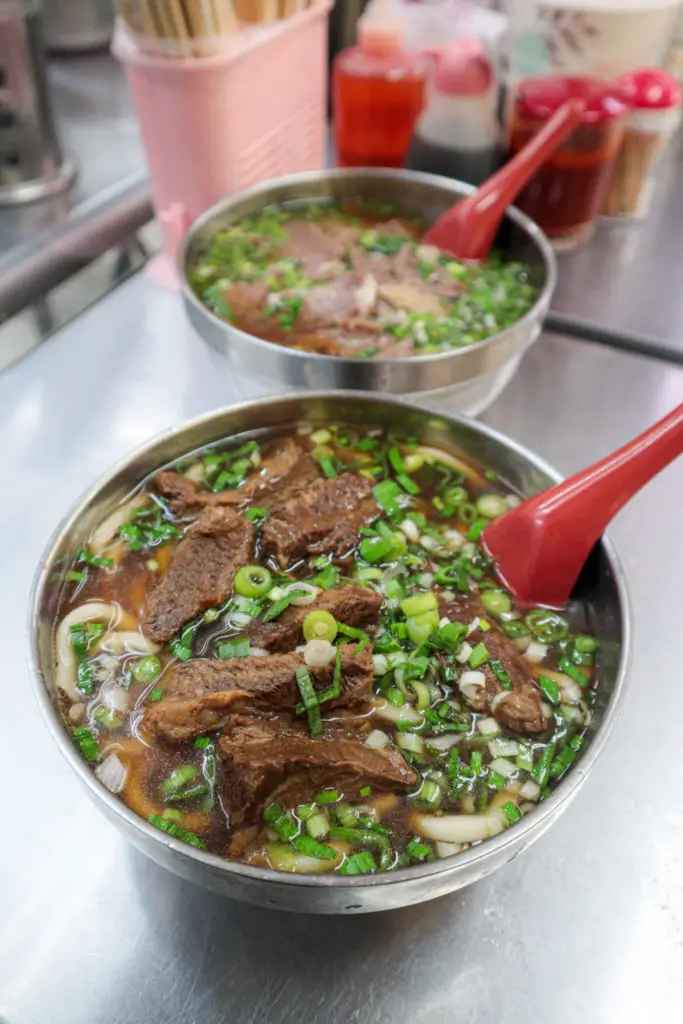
[28,390,631,893]
[178,168,558,373]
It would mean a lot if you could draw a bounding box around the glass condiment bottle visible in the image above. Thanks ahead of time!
[603,68,682,220]
[333,0,428,169]
[509,75,630,251]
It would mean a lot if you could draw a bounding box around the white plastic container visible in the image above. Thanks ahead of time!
[505,0,681,80]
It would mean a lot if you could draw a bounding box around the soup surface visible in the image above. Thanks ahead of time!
[54,426,597,876]
[189,200,538,359]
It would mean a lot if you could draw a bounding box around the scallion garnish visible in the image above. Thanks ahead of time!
[501,801,521,825]
[315,790,340,804]
[468,642,489,669]
[291,835,338,860]
[149,814,206,849]
[246,507,269,525]
[75,547,114,570]
[405,836,434,862]
[216,638,251,660]
[533,744,556,787]
[339,851,377,875]
[262,589,309,623]
[329,827,393,871]
[264,801,299,841]
[558,657,590,686]
[295,665,323,737]
[73,726,99,762]
[372,479,404,514]
[489,659,512,690]
[539,675,560,704]
[149,687,163,702]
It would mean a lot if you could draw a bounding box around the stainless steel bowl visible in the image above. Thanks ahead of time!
[29,393,629,914]
[180,170,557,396]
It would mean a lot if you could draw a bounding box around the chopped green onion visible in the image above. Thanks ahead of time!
[234,565,272,598]
[316,647,343,706]
[309,564,340,590]
[132,655,162,683]
[318,457,338,479]
[467,518,489,542]
[468,642,489,669]
[73,726,99,762]
[335,803,359,828]
[574,634,598,654]
[194,736,212,750]
[246,507,269,525]
[489,659,512,690]
[525,610,569,644]
[387,686,405,706]
[502,620,530,640]
[397,474,421,495]
[303,610,338,643]
[405,836,434,862]
[457,501,478,525]
[539,675,560,704]
[264,801,299,841]
[360,785,372,797]
[359,535,397,564]
[148,814,206,849]
[162,764,199,798]
[533,744,556,787]
[295,665,323,737]
[373,479,405,514]
[489,770,505,790]
[400,591,437,617]
[75,547,114,569]
[406,610,439,646]
[501,801,521,825]
[339,851,377,875]
[315,790,340,804]
[291,835,338,860]
[149,687,163,702]
[558,657,590,686]
[471,751,483,775]
[170,621,198,662]
[476,494,508,519]
[262,589,309,623]
[304,812,330,839]
[329,827,393,871]
[92,706,122,730]
[216,638,251,660]
[480,590,512,617]
[389,447,407,474]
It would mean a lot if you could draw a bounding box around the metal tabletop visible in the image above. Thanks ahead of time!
[1,275,682,1024]
[0,52,152,321]
[548,128,683,362]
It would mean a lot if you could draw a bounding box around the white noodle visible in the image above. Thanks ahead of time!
[89,496,149,556]
[436,841,465,858]
[55,603,122,701]
[411,811,506,844]
[98,631,159,656]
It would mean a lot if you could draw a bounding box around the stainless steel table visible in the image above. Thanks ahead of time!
[549,128,683,362]
[0,53,152,321]
[1,275,682,1024]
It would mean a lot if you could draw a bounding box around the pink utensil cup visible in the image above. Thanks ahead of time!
[482,403,683,608]
[424,98,587,261]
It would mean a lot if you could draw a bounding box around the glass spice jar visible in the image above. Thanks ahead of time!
[509,75,630,251]
[602,68,682,220]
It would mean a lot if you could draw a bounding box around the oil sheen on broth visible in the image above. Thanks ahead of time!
[54,425,597,875]
[189,200,538,359]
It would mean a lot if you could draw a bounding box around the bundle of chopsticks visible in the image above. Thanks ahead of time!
[117,0,321,50]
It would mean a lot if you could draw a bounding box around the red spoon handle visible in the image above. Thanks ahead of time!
[483,402,683,607]
[469,98,587,218]
[534,401,683,524]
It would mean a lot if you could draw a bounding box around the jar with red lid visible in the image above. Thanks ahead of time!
[603,68,682,220]
[509,76,630,251]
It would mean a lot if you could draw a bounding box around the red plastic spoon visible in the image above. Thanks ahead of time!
[423,98,586,261]
[482,403,683,609]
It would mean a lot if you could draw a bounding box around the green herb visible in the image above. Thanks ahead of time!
[558,657,590,686]
[291,835,338,860]
[148,814,207,849]
[120,505,181,552]
[360,786,372,798]
[489,659,512,690]
[501,801,521,825]
[309,564,340,590]
[216,638,251,660]
[525,609,569,644]
[295,665,323,737]
[339,851,377,875]
[262,589,309,623]
[397,473,421,496]
[467,518,489,542]
[314,790,340,804]
[534,744,556,787]
[149,688,163,702]
[489,770,505,790]
[468,642,489,669]
[318,456,338,479]
[329,827,393,871]
[372,479,405,514]
[132,655,162,683]
[75,547,114,570]
[277,295,303,331]
[264,801,299,841]
[539,675,560,704]
[194,736,212,749]
[246,507,269,525]
[471,751,483,775]
[92,706,122,730]
[73,726,99,762]
[406,837,434,862]
[317,647,343,705]
[170,621,199,661]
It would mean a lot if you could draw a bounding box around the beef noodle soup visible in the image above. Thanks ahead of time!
[189,200,538,359]
[53,426,596,876]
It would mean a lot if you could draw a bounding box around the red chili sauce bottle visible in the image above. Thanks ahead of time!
[333,0,428,169]
[509,76,631,251]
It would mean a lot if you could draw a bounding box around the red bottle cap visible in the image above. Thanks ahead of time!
[517,76,631,124]
[424,38,493,97]
[617,68,683,110]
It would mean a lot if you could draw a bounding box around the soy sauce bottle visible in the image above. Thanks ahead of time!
[333,0,428,168]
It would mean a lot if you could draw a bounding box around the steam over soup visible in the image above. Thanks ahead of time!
[189,200,538,359]
[54,426,598,875]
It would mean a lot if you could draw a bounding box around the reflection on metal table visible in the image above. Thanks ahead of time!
[548,128,683,362]
[0,52,152,321]
[0,273,681,1024]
